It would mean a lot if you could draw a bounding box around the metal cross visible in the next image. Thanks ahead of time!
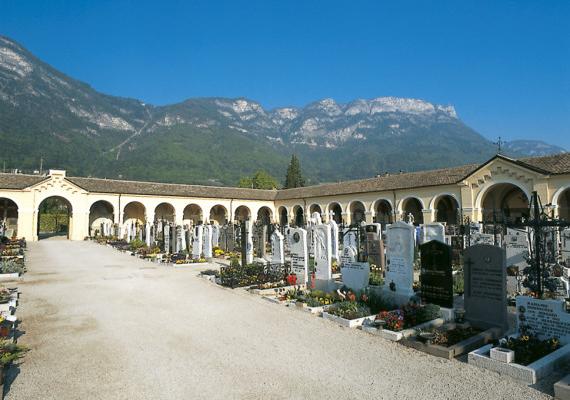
[493,136,505,154]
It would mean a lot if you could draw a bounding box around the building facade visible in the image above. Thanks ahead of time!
[1,153,570,241]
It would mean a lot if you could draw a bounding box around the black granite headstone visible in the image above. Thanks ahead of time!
[420,240,453,308]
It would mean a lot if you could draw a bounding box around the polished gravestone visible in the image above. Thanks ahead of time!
[420,240,453,308]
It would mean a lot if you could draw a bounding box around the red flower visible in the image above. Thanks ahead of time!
[286,274,297,286]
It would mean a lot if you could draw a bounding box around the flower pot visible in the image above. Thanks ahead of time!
[418,332,436,345]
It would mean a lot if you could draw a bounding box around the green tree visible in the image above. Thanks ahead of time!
[238,170,278,189]
[283,154,305,189]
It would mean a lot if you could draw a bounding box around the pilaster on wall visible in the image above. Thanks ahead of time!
[341,212,349,225]
[17,207,35,242]
[365,211,374,224]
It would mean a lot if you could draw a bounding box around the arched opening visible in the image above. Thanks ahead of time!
[481,183,529,223]
[183,204,203,224]
[374,199,393,225]
[558,188,570,221]
[0,198,18,238]
[349,201,366,225]
[309,204,322,218]
[123,202,146,225]
[37,196,72,239]
[293,205,304,227]
[210,205,228,225]
[328,202,343,224]
[256,206,272,225]
[401,197,424,225]
[278,206,288,226]
[89,200,114,237]
[234,205,251,222]
[154,202,175,223]
[434,195,459,225]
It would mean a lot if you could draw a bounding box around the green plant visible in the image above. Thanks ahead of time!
[129,238,146,251]
[368,271,384,286]
[0,260,24,275]
[500,335,560,366]
[358,288,396,314]
[427,326,482,347]
[327,301,371,320]
[0,340,28,366]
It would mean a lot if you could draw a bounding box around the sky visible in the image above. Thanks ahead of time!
[1,0,569,148]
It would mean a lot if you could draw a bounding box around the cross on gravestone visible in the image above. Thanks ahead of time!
[420,240,453,308]
[464,244,508,330]
[287,227,308,285]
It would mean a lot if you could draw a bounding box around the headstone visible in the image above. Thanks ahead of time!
[288,228,308,285]
[470,233,495,246]
[562,229,570,266]
[179,225,187,252]
[170,224,176,254]
[450,235,464,265]
[516,296,570,345]
[184,226,191,251]
[203,224,213,259]
[421,223,445,244]
[163,224,170,253]
[386,221,415,297]
[329,216,339,260]
[464,244,507,330]
[313,224,332,280]
[420,240,453,308]
[340,245,357,266]
[365,223,385,271]
[341,262,370,292]
[212,225,220,248]
[256,225,267,258]
[343,228,357,249]
[192,225,203,259]
[311,211,322,225]
[270,230,285,265]
[505,233,529,270]
[245,220,254,264]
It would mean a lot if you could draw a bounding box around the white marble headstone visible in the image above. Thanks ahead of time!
[245,219,254,264]
[341,262,370,292]
[288,227,308,284]
[202,225,213,258]
[342,229,357,249]
[192,225,203,259]
[421,223,445,244]
[270,230,285,265]
[386,221,415,297]
[313,224,332,280]
[516,296,570,345]
[340,245,357,266]
[329,218,339,260]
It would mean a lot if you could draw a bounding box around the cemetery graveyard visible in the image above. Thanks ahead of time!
[2,156,570,398]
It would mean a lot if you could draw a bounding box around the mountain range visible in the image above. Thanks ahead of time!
[0,35,565,186]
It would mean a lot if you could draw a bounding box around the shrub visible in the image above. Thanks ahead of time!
[327,302,371,320]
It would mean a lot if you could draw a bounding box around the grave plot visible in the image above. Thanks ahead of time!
[468,296,570,385]
[0,236,29,389]
[400,244,507,358]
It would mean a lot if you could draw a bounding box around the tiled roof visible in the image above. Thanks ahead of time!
[1,153,569,200]
[275,164,479,200]
[519,153,570,174]
[66,177,278,201]
[0,173,48,190]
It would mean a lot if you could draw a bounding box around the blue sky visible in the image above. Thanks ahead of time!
[1,0,569,148]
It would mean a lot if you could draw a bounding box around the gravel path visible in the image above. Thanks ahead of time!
[5,241,553,400]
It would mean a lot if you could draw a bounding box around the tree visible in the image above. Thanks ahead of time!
[237,170,279,189]
[283,154,305,189]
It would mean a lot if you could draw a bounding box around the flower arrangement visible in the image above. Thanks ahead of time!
[499,334,560,366]
[286,274,297,286]
[327,301,371,320]
[213,247,225,258]
[0,339,28,367]
[377,310,405,331]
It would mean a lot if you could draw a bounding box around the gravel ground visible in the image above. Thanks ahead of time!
[4,240,555,400]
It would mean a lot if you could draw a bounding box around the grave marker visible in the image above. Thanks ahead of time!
[270,230,285,266]
[516,296,570,345]
[341,262,370,292]
[386,221,415,297]
[313,224,332,280]
[288,227,308,284]
[420,240,453,308]
[421,223,445,244]
[464,244,507,330]
[192,225,203,259]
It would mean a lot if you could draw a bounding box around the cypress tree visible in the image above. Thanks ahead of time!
[284,155,306,189]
